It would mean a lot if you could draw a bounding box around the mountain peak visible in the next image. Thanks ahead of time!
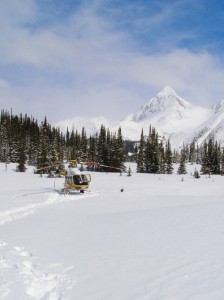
[132,86,191,122]
[158,85,177,97]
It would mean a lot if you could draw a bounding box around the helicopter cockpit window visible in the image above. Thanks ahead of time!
[72,174,89,185]
[81,174,88,185]
[73,175,81,185]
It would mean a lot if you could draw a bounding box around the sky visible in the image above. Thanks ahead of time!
[0,0,224,124]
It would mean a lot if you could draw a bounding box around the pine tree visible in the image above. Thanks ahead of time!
[17,140,26,172]
[113,127,125,172]
[189,141,196,164]
[95,125,111,171]
[144,127,160,173]
[158,141,166,174]
[88,135,97,165]
[194,168,200,178]
[165,140,173,174]
[80,127,87,161]
[36,117,51,173]
[212,141,221,174]
[201,141,210,174]
[0,111,10,163]
[27,118,39,165]
[136,129,145,173]
[97,124,106,166]
[178,149,187,175]
[200,138,221,175]
[9,114,20,162]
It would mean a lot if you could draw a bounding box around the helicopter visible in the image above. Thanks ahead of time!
[35,160,91,194]
[35,159,125,195]
[60,160,91,194]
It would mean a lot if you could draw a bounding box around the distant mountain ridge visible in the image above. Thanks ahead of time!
[54,86,224,148]
[55,116,109,137]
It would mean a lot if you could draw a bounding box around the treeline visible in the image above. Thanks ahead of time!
[1,110,224,175]
[173,139,224,175]
[136,127,173,174]
[0,111,125,172]
[133,127,224,175]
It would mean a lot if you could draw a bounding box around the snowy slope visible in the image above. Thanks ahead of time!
[132,85,193,121]
[55,116,110,136]
[111,86,213,146]
[54,86,224,148]
[194,100,224,146]
[1,163,224,299]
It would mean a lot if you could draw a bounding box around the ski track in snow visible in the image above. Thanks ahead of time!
[0,190,98,299]
[0,190,98,226]
[0,239,76,300]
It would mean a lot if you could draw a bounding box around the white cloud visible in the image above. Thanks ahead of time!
[0,79,9,88]
[125,50,224,103]
[0,0,224,124]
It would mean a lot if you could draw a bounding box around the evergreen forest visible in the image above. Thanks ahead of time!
[0,110,224,175]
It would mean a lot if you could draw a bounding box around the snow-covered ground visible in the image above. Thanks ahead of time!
[1,162,224,299]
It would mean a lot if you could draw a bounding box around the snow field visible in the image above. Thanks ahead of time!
[0,163,224,299]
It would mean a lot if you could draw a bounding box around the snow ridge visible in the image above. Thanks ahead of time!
[54,86,224,148]
[55,116,109,137]
[132,85,192,122]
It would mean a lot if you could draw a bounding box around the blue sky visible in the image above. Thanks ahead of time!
[0,0,224,123]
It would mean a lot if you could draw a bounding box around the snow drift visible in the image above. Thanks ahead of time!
[1,162,224,299]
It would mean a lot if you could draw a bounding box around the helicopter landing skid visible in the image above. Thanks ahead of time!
[61,188,86,195]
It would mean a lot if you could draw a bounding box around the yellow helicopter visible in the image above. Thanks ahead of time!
[60,159,125,194]
[60,160,91,194]
[36,159,124,195]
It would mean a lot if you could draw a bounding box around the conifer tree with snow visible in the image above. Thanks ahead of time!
[178,149,187,175]
[97,125,109,169]
[113,127,126,172]
[201,141,210,175]
[144,126,160,173]
[136,129,145,173]
[66,129,81,161]
[189,141,197,164]
[194,168,200,178]
[96,125,125,172]
[127,166,132,176]
[0,110,10,163]
[158,141,166,174]
[17,140,26,172]
[136,127,173,174]
[80,127,88,161]
[88,135,97,166]
[212,141,221,174]
[165,140,173,174]
[201,138,221,175]
[26,118,39,165]
[36,117,51,174]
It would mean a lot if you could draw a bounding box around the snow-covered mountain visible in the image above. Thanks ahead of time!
[55,116,109,136]
[55,86,224,148]
[111,86,213,147]
[193,100,224,146]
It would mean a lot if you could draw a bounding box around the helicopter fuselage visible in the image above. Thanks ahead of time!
[63,167,91,193]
